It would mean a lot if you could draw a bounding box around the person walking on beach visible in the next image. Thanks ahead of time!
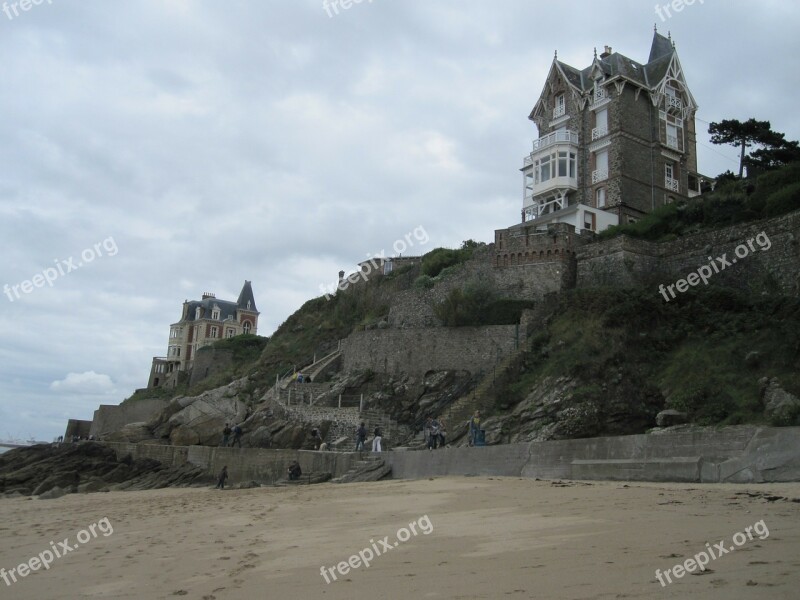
[355,422,367,451]
[231,424,243,448]
[216,465,229,489]
[221,423,231,447]
[468,411,481,446]
[372,425,383,452]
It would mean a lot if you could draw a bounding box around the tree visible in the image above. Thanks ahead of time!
[746,139,800,173]
[708,118,773,178]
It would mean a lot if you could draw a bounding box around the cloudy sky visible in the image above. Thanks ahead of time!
[1,0,798,441]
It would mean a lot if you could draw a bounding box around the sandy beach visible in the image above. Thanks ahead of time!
[1,477,799,599]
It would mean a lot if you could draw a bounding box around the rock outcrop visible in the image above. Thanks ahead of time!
[0,443,213,498]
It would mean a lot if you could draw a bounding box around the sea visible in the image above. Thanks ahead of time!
[0,447,9,455]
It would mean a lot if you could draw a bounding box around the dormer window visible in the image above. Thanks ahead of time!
[246,300,251,310]
[211,305,220,320]
[195,307,202,320]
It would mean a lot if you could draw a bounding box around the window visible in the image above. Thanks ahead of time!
[666,123,679,149]
[170,328,178,339]
[534,151,576,184]
[243,321,251,334]
[195,307,202,320]
[209,326,219,339]
[596,187,606,208]
[592,150,609,183]
[592,108,608,139]
[226,328,236,339]
[211,306,220,320]
[583,211,596,231]
[383,260,394,275]
[665,163,673,180]
[553,93,565,118]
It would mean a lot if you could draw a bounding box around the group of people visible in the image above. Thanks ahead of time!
[355,422,383,452]
[295,372,312,383]
[221,423,244,447]
[423,416,447,450]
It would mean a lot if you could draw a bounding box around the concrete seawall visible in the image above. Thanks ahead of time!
[103,425,800,485]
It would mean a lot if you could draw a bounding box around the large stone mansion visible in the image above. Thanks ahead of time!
[514,30,708,238]
[147,281,259,388]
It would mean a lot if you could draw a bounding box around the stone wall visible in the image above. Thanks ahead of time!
[90,398,171,438]
[189,347,234,387]
[101,442,357,485]
[576,209,800,295]
[341,325,519,377]
[385,426,800,484]
[100,425,800,484]
[64,419,92,440]
[388,245,564,328]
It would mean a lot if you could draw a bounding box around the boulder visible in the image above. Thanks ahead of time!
[168,389,249,446]
[104,422,154,443]
[38,486,68,500]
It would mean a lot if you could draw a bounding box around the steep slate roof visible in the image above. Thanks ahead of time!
[555,31,676,93]
[182,281,258,323]
[183,298,240,322]
[236,280,258,313]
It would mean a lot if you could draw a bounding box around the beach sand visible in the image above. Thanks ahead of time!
[1,477,799,599]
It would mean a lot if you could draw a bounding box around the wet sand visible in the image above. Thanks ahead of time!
[1,477,799,599]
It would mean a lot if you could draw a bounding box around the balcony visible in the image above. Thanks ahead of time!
[591,169,608,184]
[530,129,578,153]
[552,104,566,119]
[591,126,608,140]
[593,88,606,103]
[667,96,682,110]
[665,176,680,192]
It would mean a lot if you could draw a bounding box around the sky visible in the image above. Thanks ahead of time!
[1,0,798,441]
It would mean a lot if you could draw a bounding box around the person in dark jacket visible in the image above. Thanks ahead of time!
[355,422,367,451]
[216,466,229,489]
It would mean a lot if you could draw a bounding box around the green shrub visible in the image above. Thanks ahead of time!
[765,181,800,217]
[413,275,434,290]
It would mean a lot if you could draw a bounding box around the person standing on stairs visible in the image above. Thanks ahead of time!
[355,422,367,452]
[372,425,383,452]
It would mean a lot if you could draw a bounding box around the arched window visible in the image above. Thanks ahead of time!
[243,321,251,334]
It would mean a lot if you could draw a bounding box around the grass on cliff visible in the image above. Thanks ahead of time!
[513,286,800,427]
[599,162,800,242]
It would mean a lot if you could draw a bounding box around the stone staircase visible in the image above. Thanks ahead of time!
[360,409,411,448]
[332,455,390,483]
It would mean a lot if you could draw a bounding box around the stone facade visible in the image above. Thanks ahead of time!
[341,325,520,377]
[577,209,800,295]
[90,398,172,439]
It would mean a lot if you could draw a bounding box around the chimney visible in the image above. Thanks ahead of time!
[600,45,612,59]
[338,270,345,282]
[202,292,215,300]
